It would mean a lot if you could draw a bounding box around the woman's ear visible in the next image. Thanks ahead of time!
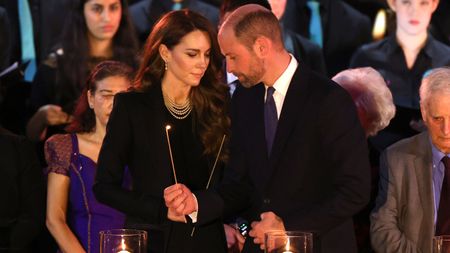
[386,0,396,12]
[159,44,170,63]
[87,90,94,109]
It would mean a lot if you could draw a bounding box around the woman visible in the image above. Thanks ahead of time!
[93,10,230,253]
[350,0,450,150]
[27,0,138,142]
[45,61,134,253]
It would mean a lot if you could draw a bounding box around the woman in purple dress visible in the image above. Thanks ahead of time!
[45,61,134,253]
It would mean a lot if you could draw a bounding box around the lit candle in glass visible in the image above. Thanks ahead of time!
[117,238,131,253]
[283,237,293,253]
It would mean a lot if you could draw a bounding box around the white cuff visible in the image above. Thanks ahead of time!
[187,193,199,223]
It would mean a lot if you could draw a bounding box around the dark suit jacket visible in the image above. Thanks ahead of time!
[282,0,371,77]
[0,127,45,252]
[197,62,371,253]
[130,0,219,44]
[0,7,10,70]
[0,0,70,65]
[283,26,327,75]
[94,84,227,253]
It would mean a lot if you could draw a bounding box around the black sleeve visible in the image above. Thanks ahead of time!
[195,85,252,225]
[9,137,46,249]
[94,94,166,224]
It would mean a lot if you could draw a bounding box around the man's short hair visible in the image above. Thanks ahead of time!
[224,4,283,50]
[333,67,395,136]
[420,67,450,110]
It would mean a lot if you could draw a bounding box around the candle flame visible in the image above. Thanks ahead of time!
[166,125,171,130]
[286,237,290,251]
[121,238,126,250]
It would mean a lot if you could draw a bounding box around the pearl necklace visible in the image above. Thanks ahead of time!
[163,92,192,119]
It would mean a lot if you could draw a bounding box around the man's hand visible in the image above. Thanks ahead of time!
[248,212,285,250]
[224,224,245,252]
[163,184,197,216]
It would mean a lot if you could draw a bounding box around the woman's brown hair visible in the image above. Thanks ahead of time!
[134,10,230,161]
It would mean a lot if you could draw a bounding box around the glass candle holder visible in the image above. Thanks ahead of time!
[99,229,147,253]
[264,231,313,253]
[433,235,450,253]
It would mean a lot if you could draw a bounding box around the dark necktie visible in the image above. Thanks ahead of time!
[436,156,450,235]
[264,87,277,156]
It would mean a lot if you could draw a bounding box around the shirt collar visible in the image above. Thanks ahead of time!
[431,137,449,168]
[386,33,435,58]
[267,54,298,97]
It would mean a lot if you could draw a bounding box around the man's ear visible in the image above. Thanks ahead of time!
[252,36,271,58]
[420,102,428,123]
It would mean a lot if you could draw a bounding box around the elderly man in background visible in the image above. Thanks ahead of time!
[371,67,450,253]
[333,67,395,252]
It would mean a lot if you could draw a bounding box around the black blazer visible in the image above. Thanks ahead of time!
[94,85,227,253]
[197,62,371,253]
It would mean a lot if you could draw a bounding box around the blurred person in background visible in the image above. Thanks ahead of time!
[333,67,395,252]
[26,0,138,144]
[45,61,133,253]
[350,0,450,155]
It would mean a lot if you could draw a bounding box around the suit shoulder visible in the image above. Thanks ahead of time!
[339,1,370,24]
[386,132,429,157]
[304,69,353,105]
[358,39,389,54]
[0,129,26,151]
[350,39,390,67]
[296,33,322,54]
[115,90,149,105]
[429,38,450,64]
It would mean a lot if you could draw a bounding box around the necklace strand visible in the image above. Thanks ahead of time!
[163,92,192,119]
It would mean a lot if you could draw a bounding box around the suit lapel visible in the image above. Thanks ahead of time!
[246,84,272,188]
[413,133,434,233]
[265,64,311,188]
[144,85,173,185]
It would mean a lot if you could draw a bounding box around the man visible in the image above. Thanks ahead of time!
[130,0,219,44]
[164,4,370,253]
[281,0,371,77]
[0,126,46,252]
[371,67,450,252]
